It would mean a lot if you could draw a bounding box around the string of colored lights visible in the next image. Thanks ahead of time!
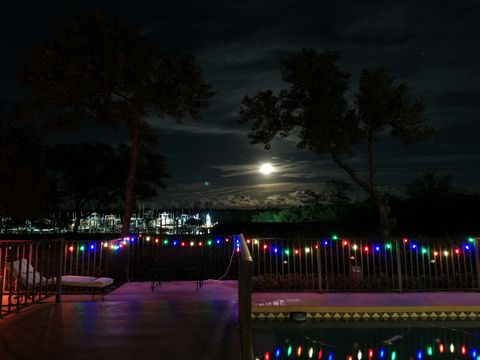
[245,236,479,260]
[255,340,479,360]
[65,235,238,252]
[63,234,478,255]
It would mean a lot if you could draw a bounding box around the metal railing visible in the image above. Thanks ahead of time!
[62,239,112,278]
[126,235,238,281]
[1,237,115,318]
[0,239,62,318]
[245,236,480,292]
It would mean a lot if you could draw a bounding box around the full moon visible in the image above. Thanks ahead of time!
[259,163,274,175]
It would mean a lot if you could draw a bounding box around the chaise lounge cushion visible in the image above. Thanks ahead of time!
[8,259,114,289]
[7,259,48,287]
[61,275,114,288]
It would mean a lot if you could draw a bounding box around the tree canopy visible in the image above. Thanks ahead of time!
[0,110,51,227]
[240,49,433,237]
[405,170,454,200]
[21,10,213,235]
[47,142,168,232]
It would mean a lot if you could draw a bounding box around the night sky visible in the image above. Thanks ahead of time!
[2,1,480,209]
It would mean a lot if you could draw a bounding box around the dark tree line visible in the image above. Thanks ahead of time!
[247,171,479,236]
[47,142,167,232]
[0,109,168,232]
[0,111,51,224]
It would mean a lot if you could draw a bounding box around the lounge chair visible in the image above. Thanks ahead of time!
[7,259,114,300]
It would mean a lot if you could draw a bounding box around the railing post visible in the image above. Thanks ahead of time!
[395,239,403,293]
[55,238,64,303]
[238,234,253,360]
[0,243,4,318]
[475,237,480,290]
[316,240,323,292]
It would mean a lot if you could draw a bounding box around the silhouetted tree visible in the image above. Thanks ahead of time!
[47,143,117,232]
[22,10,213,236]
[240,49,433,237]
[0,110,51,229]
[47,142,167,232]
[406,170,454,200]
[397,171,479,234]
[301,181,353,206]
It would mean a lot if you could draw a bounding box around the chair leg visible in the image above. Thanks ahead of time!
[91,289,97,301]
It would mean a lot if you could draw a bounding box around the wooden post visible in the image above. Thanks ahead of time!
[238,234,253,360]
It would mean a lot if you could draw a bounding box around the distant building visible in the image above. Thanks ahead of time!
[2,211,217,235]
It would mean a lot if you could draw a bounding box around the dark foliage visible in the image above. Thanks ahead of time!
[46,142,168,232]
[239,48,433,237]
[21,9,213,235]
[0,111,53,227]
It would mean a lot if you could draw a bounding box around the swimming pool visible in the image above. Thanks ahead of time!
[253,321,480,359]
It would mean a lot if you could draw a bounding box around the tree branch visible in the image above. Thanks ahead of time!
[329,149,373,196]
[367,130,377,191]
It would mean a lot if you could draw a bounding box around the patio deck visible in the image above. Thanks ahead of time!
[0,281,240,360]
[3,281,480,359]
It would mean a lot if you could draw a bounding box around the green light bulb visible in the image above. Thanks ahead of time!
[80,246,84,251]
[207,240,212,246]
[332,234,338,240]
[422,248,428,254]
[385,243,392,249]
[468,237,475,243]
[391,351,396,360]
[287,345,292,357]
[163,239,168,245]
[427,347,433,356]
[284,249,290,256]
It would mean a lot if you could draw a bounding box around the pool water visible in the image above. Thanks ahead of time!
[253,321,480,359]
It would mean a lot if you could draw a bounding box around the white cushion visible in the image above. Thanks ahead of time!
[7,259,113,289]
[61,275,113,288]
[7,259,48,287]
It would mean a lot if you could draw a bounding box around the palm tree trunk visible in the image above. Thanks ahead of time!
[121,122,140,237]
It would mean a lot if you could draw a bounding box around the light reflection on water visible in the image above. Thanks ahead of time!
[253,321,480,359]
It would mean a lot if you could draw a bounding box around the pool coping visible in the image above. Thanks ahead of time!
[252,307,480,321]
[251,291,480,321]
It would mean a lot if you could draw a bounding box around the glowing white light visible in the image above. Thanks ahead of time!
[259,163,274,175]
